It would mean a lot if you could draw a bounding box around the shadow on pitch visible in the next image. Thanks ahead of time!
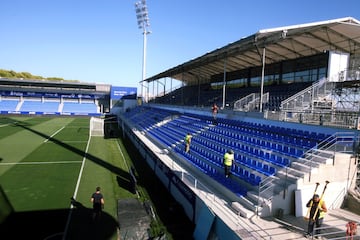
[0,192,119,239]
[11,119,135,194]
[65,197,119,240]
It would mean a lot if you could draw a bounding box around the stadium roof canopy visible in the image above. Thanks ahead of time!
[0,78,97,90]
[0,78,112,93]
[143,17,360,86]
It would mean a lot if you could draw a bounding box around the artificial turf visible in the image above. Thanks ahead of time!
[0,116,194,239]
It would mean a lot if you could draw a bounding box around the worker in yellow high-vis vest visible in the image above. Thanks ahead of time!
[305,194,327,238]
[223,149,234,178]
[184,133,192,153]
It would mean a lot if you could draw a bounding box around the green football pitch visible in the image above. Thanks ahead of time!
[0,115,195,240]
[0,116,135,239]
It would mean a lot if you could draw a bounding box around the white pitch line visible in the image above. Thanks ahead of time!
[45,141,88,144]
[63,141,88,143]
[0,121,18,127]
[116,139,140,198]
[0,161,82,166]
[62,135,91,240]
[44,126,65,143]
[71,137,91,200]
[116,140,130,172]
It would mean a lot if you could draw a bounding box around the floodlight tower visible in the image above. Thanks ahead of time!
[135,0,151,103]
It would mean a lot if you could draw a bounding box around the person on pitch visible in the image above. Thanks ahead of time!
[305,194,327,238]
[91,186,105,221]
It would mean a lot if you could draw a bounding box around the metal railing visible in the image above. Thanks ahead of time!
[280,77,329,111]
[313,221,359,240]
[301,132,356,181]
[279,70,360,129]
[256,132,357,214]
[328,187,347,210]
[234,92,269,112]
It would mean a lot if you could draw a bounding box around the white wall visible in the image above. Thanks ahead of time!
[328,51,350,82]
[294,152,356,217]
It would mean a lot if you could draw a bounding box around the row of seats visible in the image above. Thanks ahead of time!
[152,82,311,108]
[148,120,261,191]
[234,155,277,176]
[232,165,262,186]
[21,101,59,112]
[196,132,291,168]
[0,99,99,114]
[192,140,276,178]
[127,109,172,131]
[147,128,175,147]
[170,117,209,132]
[192,144,266,186]
[0,99,18,111]
[123,107,328,197]
[174,145,247,197]
[219,118,330,142]
[201,129,305,158]
[62,102,98,113]
[208,125,315,150]
[139,110,282,191]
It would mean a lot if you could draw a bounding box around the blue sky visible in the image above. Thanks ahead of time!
[1,0,360,93]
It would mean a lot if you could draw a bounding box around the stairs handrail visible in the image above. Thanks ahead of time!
[256,131,357,210]
[234,92,269,111]
[301,132,357,181]
[280,77,327,110]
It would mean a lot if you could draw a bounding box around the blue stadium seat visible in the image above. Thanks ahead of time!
[282,158,290,167]
[269,166,276,175]
[249,173,260,186]
[256,161,263,171]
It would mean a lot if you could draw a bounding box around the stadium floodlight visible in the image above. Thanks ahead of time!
[135,0,151,103]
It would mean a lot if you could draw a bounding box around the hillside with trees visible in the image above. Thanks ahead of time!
[0,69,79,82]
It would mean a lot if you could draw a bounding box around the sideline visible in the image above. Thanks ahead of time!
[62,135,92,240]
[116,140,130,172]
[116,139,140,199]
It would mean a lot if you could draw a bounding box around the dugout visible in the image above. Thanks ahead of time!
[104,114,120,138]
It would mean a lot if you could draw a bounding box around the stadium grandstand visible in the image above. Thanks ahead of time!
[0,78,107,115]
[0,78,138,117]
[114,17,360,239]
[1,16,360,240]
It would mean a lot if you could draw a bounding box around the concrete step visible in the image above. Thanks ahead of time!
[276,168,302,182]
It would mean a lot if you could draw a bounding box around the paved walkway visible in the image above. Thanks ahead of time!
[250,208,360,239]
[118,198,151,240]
[131,126,360,240]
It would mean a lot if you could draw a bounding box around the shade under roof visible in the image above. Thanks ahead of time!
[143,17,360,86]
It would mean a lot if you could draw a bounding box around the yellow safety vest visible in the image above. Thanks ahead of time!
[319,199,326,219]
[185,135,191,144]
[310,199,326,219]
[223,152,234,166]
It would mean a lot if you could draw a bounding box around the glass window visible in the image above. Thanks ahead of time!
[250,76,261,86]
[309,69,318,81]
[319,67,326,78]
[282,72,294,83]
[210,53,328,86]
[295,70,310,82]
